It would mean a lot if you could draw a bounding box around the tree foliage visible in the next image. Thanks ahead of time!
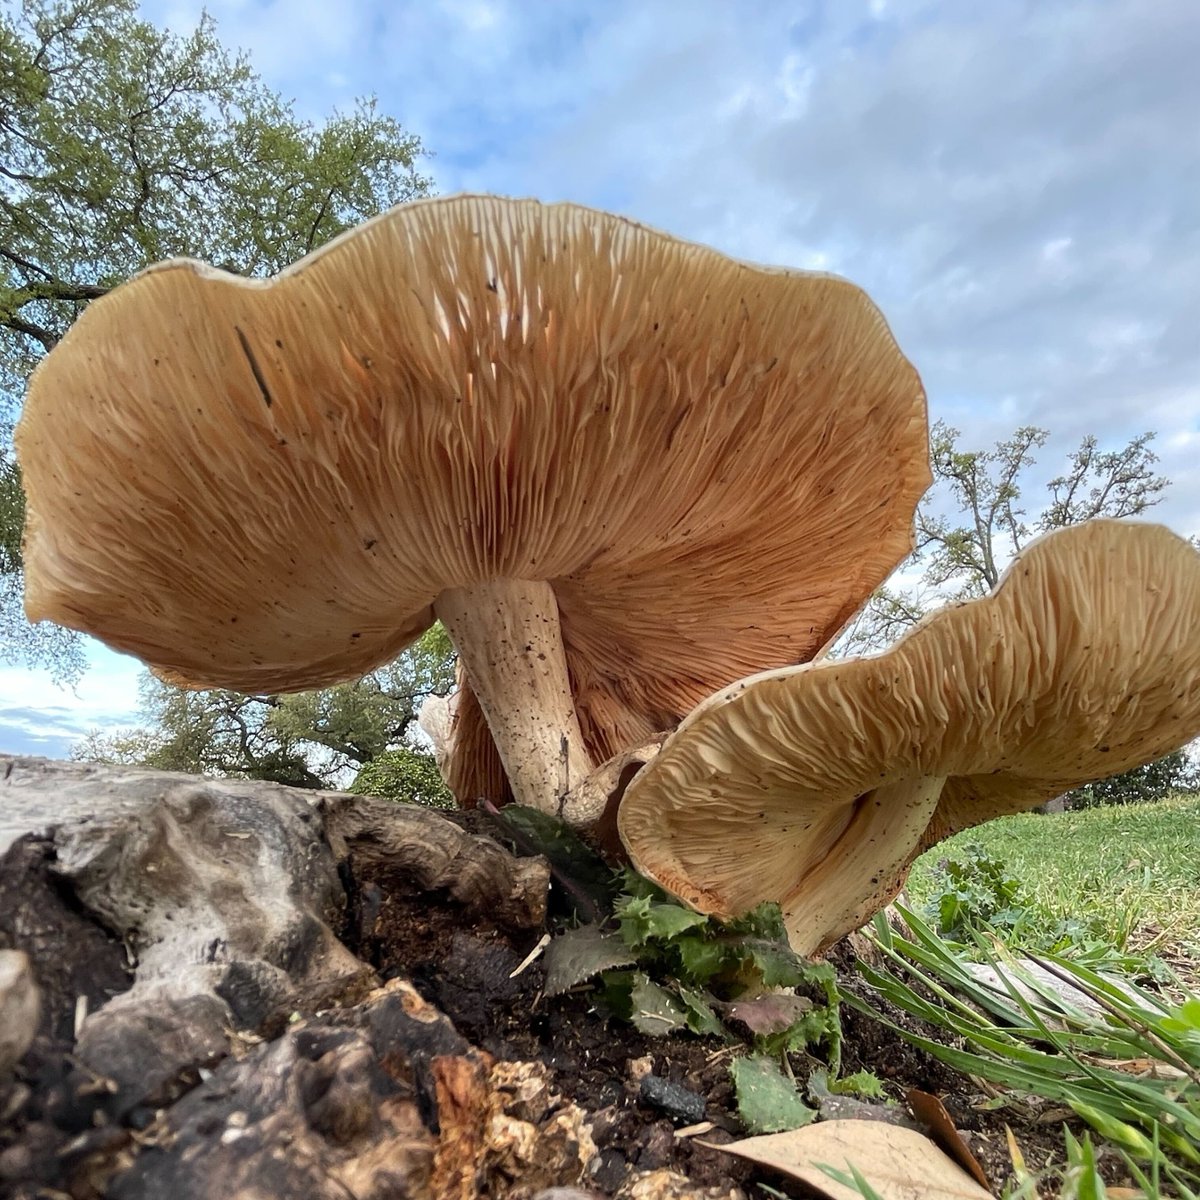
[348,748,454,808]
[0,0,431,677]
[844,420,1170,651]
[1064,750,1199,810]
[72,627,456,790]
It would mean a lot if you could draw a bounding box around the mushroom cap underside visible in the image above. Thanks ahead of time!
[18,195,929,762]
[617,520,1200,937]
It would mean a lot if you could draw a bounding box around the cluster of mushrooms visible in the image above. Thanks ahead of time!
[17,195,1200,957]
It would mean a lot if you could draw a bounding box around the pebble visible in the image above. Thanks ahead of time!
[638,1076,706,1125]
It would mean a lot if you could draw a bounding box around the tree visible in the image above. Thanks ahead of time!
[841,421,1191,807]
[843,420,1169,651]
[72,627,457,791]
[2,455,84,677]
[1064,750,1199,809]
[1,0,431,677]
[348,749,454,808]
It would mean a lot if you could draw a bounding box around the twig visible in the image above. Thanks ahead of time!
[509,933,551,979]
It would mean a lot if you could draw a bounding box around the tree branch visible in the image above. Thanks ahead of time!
[2,312,58,351]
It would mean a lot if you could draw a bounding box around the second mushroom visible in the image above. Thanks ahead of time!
[618,520,1200,954]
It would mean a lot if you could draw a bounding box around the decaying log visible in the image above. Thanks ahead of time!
[0,755,555,1198]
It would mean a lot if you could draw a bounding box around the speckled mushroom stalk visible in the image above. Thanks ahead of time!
[433,579,596,818]
[781,776,945,954]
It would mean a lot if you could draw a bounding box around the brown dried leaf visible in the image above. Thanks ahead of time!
[701,1119,994,1200]
[721,993,812,1037]
[906,1089,991,1190]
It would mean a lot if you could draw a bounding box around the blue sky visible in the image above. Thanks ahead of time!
[3,0,1199,758]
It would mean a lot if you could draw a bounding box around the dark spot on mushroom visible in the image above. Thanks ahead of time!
[235,326,274,408]
[351,633,361,639]
[363,538,377,550]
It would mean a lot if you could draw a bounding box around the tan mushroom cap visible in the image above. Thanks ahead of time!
[17,194,928,807]
[617,520,1200,956]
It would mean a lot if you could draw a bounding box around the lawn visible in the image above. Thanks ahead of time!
[864,795,1200,1194]
[905,792,1200,980]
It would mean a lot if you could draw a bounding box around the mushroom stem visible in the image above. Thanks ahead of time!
[561,734,669,833]
[433,578,596,820]
[783,775,946,957]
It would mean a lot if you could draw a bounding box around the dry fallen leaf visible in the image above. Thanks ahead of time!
[906,1089,991,1189]
[700,1119,994,1200]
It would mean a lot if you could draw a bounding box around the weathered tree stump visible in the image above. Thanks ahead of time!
[0,755,607,1199]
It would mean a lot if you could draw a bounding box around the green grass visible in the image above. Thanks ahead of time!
[845,794,1200,1195]
[850,906,1200,1198]
[906,794,1200,979]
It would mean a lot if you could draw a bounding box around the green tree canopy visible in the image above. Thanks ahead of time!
[1,0,431,678]
[348,748,454,809]
[72,627,456,791]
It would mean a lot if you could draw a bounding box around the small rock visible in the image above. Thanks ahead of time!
[634,1121,675,1170]
[591,1147,629,1193]
[639,1076,706,1125]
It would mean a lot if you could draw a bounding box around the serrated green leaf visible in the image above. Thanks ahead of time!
[725,901,789,941]
[830,1070,886,1100]
[678,985,728,1038]
[543,924,637,997]
[758,1008,836,1059]
[599,969,637,1021]
[629,974,689,1036]
[646,902,710,939]
[671,934,730,984]
[614,892,655,947]
[730,1054,817,1134]
[742,938,809,989]
[616,893,709,949]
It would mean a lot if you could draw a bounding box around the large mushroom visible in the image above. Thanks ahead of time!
[618,520,1200,954]
[17,195,929,821]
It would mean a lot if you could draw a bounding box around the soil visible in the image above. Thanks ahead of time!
[0,807,1132,1198]
[339,815,1121,1198]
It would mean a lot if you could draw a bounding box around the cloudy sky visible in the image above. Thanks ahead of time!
[3,0,1199,758]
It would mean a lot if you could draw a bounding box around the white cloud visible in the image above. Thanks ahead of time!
[0,645,143,759]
